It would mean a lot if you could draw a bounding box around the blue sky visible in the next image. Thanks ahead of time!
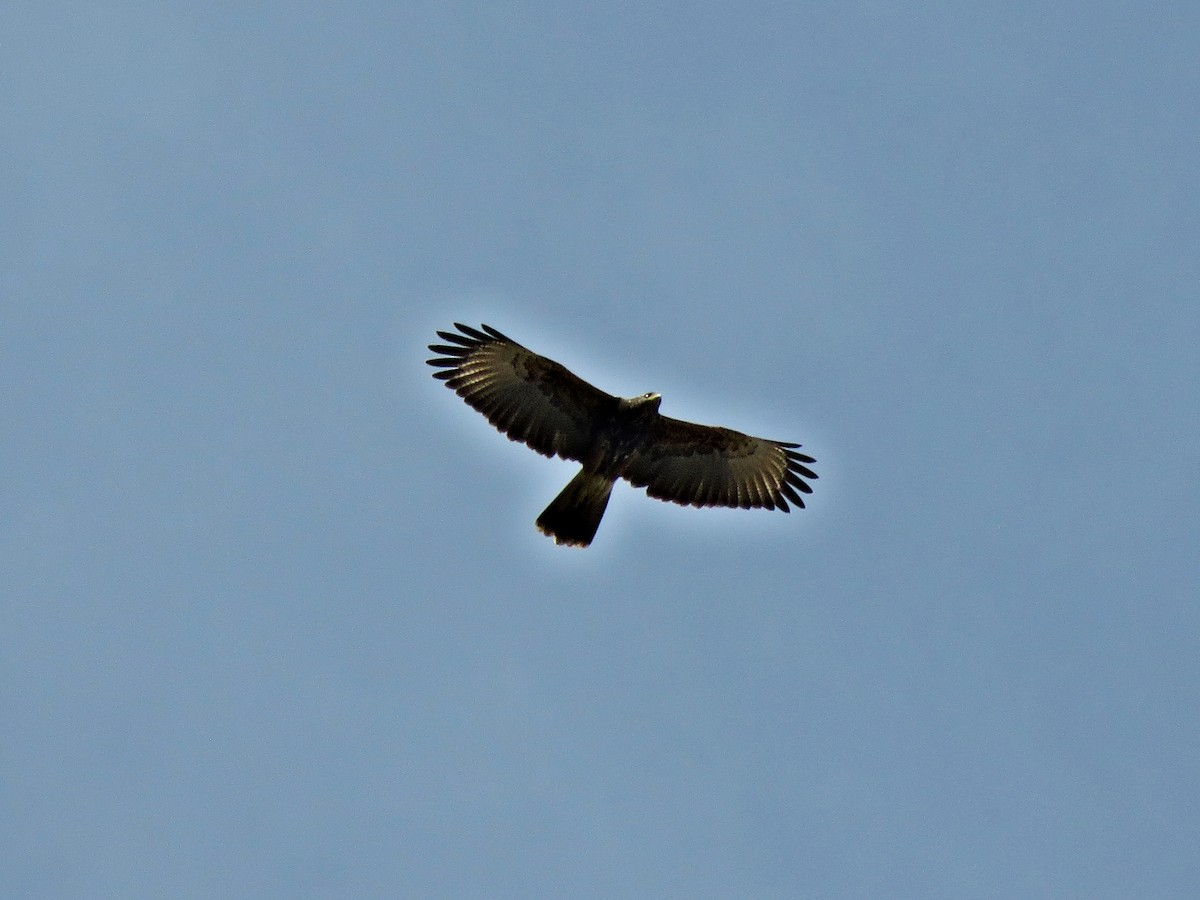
[4,3,1198,897]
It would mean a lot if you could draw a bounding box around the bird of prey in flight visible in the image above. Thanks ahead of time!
[427,323,818,548]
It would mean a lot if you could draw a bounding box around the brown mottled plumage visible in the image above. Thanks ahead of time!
[427,323,817,548]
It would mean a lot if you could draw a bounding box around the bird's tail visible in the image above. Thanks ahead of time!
[536,470,615,548]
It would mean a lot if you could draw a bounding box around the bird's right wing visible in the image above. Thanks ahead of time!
[622,415,817,512]
[426,323,613,462]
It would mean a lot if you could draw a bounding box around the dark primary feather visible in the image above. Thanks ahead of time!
[425,322,615,462]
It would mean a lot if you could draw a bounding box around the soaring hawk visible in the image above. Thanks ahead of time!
[427,323,817,548]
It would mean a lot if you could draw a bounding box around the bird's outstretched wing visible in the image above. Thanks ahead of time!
[426,323,614,462]
[622,416,818,511]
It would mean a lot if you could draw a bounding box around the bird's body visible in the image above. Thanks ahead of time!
[427,323,817,547]
[533,392,662,546]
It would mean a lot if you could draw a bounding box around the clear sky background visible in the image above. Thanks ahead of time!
[4,3,1198,897]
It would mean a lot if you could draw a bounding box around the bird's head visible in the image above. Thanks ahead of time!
[621,391,662,413]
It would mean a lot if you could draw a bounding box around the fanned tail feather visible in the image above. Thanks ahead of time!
[536,471,614,548]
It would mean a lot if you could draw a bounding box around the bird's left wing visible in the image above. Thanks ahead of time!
[427,323,613,462]
[621,415,817,511]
